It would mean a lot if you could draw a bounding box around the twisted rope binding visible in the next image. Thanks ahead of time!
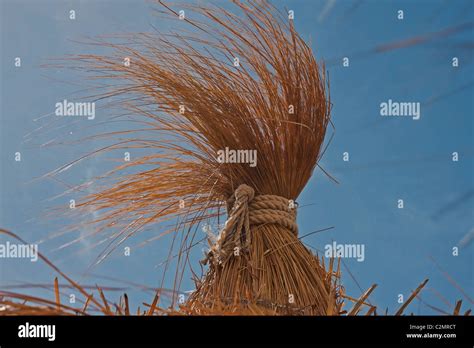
[203,184,298,265]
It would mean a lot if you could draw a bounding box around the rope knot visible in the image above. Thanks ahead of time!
[234,184,255,204]
[202,184,298,266]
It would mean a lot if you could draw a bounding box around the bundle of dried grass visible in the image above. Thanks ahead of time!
[11,0,341,315]
[1,1,471,318]
[49,0,336,315]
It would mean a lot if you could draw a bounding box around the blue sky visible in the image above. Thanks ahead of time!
[1,0,473,314]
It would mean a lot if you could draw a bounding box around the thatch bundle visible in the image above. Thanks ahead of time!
[47,0,337,315]
[0,1,471,318]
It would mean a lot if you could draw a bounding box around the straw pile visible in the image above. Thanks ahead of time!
[1,227,471,316]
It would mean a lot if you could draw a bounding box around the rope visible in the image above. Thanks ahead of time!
[202,184,298,265]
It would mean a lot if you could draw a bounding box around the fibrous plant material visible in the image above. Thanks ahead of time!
[0,1,471,319]
[45,0,336,315]
[1,227,469,316]
[191,185,338,315]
